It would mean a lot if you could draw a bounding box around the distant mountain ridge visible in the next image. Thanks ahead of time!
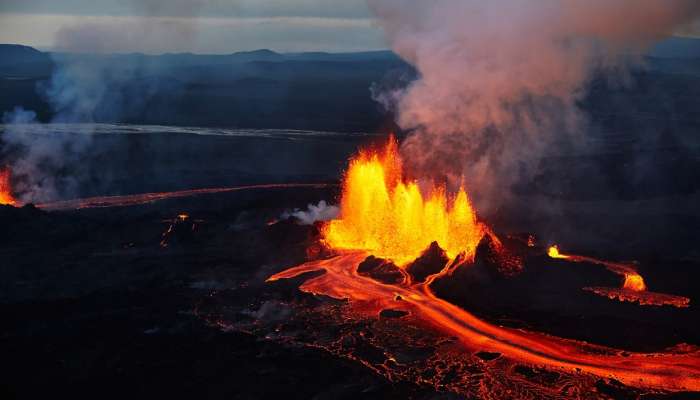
[649,36,700,59]
[0,44,53,77]
[2,35,699,67]
[0,44,397,68]
[2,36,699,79]
[0,44,47,63]
[0,43,407,132]
[1,38,699,132]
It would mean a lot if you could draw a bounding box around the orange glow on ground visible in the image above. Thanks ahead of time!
[0,167,17,206]
[323,137,486,264]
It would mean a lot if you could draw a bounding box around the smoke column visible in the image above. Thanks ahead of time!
[368,0,700,212]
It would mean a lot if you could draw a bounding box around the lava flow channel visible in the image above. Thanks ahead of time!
[36,183,335,211]
[268,252,700,392]
[548,245,690,308]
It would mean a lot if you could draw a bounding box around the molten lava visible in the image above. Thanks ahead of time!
[548,245,689,307]
[0,167,17,206]
[269,252,700,392]
[323,137,485,264]
[547,245,568,259]
[623,272,647,292]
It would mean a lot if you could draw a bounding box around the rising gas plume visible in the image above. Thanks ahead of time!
[368,0,700,211]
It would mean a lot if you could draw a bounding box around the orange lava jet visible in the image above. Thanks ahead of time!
[0,166,17,206]
[323,137,486,264]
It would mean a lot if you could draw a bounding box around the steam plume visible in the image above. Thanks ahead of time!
[368,0,700,211]
[282,200,339,225]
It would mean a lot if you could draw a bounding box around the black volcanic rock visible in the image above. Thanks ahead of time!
[160,215,197,247]
[432,234,524,291]
[0,203,46,241]
[474,234,524,279]
[379,309,409,319]
[475,351,501,361]
[264,218,320,245]
[405,241,449,283]
[357,256,404,285]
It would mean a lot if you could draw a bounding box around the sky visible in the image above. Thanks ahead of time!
[0,0,387,53]
[1,1,700,55]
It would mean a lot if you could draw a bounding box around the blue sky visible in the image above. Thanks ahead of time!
[0,0,387,53]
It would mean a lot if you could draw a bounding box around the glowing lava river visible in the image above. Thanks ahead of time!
[548,245,690,308]
[269,252,700,393]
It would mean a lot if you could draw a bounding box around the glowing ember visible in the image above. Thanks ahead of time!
[623,273,647,292]
[160,213,198,248]
[547,245,568,259]
[323,137,486,264]
[0,167,17,206]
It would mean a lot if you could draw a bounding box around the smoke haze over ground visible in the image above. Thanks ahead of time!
[368,0,700,212]
[1,54,185,202]
[0,0,204,202]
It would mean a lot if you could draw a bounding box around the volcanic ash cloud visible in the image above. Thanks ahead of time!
[368,0,700,210]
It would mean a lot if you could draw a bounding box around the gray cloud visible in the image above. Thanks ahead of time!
[0,0,372,19]
[44,15,383,54]
[0,0,384,53]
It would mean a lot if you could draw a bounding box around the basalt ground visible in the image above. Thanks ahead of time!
[1,131,699,399]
